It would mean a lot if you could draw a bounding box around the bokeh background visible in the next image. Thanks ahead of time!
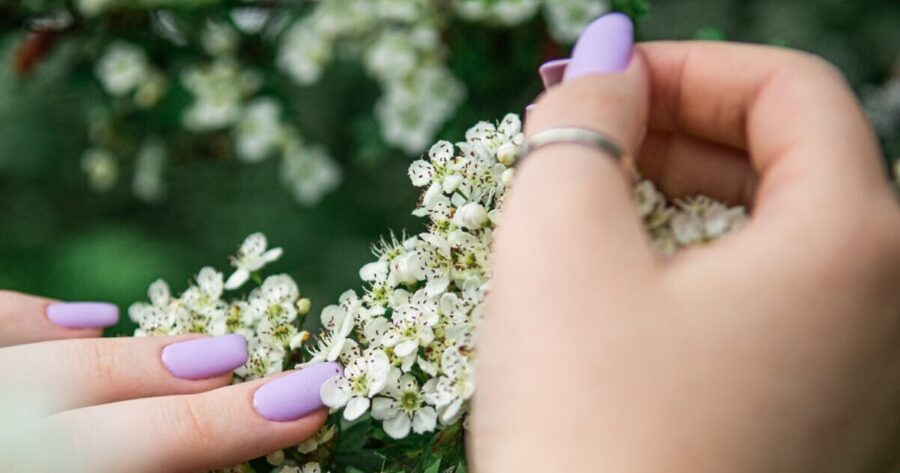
[1,0,898,337]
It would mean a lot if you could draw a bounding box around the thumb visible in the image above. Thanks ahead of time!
[498,13,653,286]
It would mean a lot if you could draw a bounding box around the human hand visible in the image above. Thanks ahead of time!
[472,13,900,473]
[0,291,339,473]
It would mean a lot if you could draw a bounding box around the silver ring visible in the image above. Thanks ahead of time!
[520,127,624,162]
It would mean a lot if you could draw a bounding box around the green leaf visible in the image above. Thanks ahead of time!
[423,458,441,473]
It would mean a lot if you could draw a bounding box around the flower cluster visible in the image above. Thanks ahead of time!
[88,17,342,206]
[308,112,749,446]
[130,113,748,471]
[455,0,611,42]
[276,0,465,154]
[635,180,748,254]
[129,233,309,382]
[13,1,621,205]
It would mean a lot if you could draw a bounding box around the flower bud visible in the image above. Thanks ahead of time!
[496,141,518,166]
[456,202,488,229]
[296,297,312,315]
[501,168,515,187]
[265,450,285,466]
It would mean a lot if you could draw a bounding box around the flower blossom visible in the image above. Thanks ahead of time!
[225,233,284,290]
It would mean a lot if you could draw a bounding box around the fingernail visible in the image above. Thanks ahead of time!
[539,58,569,88]
[46,302,119,329]
[161,334,249,380]
[253,362,342,422]
[525,103,536,113]
[564,12,634,81]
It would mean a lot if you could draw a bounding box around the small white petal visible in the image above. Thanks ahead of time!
[224,269,250,290]
[360,261,389,282]
[412,406,437,434]
[440,399,463,424]
[344,396,370,421]
[394,339,419,358]
[320,376,351,408]
[408,160,435,187]
[371,397,398,420]
[261,247,283,263]
[383,412,412,439]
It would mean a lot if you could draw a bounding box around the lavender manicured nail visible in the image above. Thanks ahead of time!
[253,362,342,422]
[539,58,569,88]
[161,334,249,380]
[46,302,119,329]
[564,13,634,81]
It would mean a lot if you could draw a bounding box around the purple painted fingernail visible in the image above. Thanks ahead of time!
[161,334,248,380]
[46,302,119,329]
[539,58,569,88]
[253,362,342,422]
[525,103,537,113]
[564,13,634,81]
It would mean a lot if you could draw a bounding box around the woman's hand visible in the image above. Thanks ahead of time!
[472,13,900,473]
[0,291,338,473]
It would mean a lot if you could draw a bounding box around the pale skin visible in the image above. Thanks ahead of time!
[0,291,327,472]
[471,41,900,472]
[1,41,899,473]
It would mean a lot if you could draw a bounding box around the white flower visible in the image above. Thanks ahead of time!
[81,148,118,192]
[133,139,167,203]
[544,0,610,43]
[320,348,391,420]
[670,197,748,246]
[301,463,322,473]
[277,462,321,473]
[372,370,437,439]
[454,0,541,25]
[225,233,284,290]
[235,98,284,163]
[281,142,342,206]
[202,21,240,57]
[277,19,333,85]
[307,302,355,363]
[95,42,149,96]
[297,425,336,454]
[181,60,248,131]
[365,29,420,81]
[634,179,664,218]
[76,0,113,17]
[237,335,287,379]
[423,346,475,425]
[148,279,171,307]
[381,298,438,358]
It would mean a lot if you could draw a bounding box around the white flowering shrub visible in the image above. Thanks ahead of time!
[131,112,747,472]
[6,0,644,206]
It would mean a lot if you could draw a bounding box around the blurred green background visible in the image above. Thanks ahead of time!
[1,0,898,336]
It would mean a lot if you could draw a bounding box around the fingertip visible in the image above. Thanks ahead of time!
[565,12,635,81]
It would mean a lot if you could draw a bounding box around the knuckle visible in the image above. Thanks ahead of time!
[171,395,219,451]
[784,51,847,85]
[85,341,122,387]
